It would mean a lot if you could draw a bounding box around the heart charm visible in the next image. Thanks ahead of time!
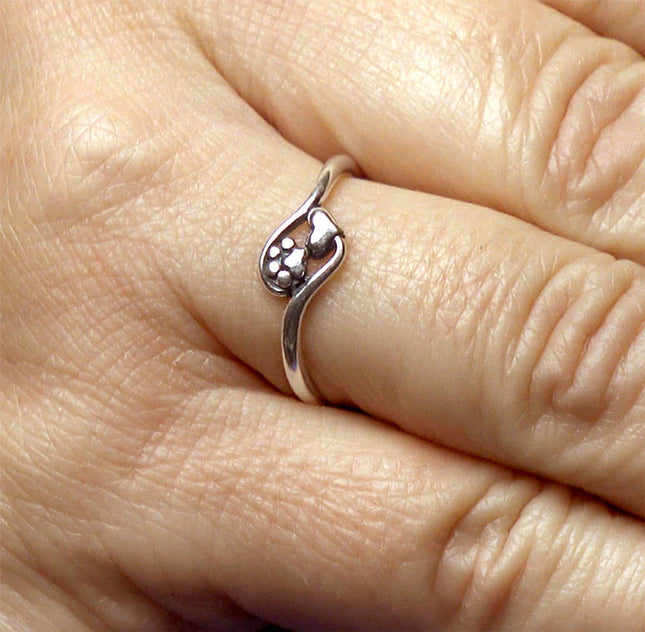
[306,208,342,258]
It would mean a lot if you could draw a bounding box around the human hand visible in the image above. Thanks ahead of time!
[2,0,644,630]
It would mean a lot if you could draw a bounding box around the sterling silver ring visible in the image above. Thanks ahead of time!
[259,155,359,404]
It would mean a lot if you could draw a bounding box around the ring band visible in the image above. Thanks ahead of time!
[259,155,359,404]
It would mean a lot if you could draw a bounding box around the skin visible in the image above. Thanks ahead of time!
[1,0,644,630]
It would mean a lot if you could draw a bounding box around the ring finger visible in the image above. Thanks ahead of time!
[56,27,645,518]
[11,0,644,521]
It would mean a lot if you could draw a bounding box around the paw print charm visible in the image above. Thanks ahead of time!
[264,237,308,292]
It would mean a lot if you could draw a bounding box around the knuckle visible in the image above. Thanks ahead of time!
[433,477,645,629]
[535,34,645,251]
[5,3,181,226]
[432,477,570,629]
[524,256,645,423]
[24,82,171,224]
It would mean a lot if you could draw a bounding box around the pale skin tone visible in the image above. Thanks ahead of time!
[1,0,645,630]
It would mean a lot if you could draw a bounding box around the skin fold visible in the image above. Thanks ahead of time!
[1,0,644,630]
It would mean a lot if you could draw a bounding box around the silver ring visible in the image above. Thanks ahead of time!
[259,155,359,404]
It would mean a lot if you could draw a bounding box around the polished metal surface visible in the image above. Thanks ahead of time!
[259,155,358,403]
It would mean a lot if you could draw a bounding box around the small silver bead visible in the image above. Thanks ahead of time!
[281,237,295,251]
[268,245,281,259]
[276,270,292,288]
[266,260,281,277]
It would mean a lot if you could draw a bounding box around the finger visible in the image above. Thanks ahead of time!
[9,378,645,630]
[129,100,645,519]
[541,0,645,55]
[179,157,645,519]
[181,0,645,264]
[111,389,645,631]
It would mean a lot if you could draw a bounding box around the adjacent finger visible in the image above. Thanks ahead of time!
[11,379,644,630]
[182,0,645,263]
[541,0,645,55]
[123,387,645,631]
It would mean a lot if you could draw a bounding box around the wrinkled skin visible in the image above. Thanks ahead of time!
[2,1,645,630]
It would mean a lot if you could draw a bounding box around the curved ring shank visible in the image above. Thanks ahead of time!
[282,235,345,403]
[259,155,358,403]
